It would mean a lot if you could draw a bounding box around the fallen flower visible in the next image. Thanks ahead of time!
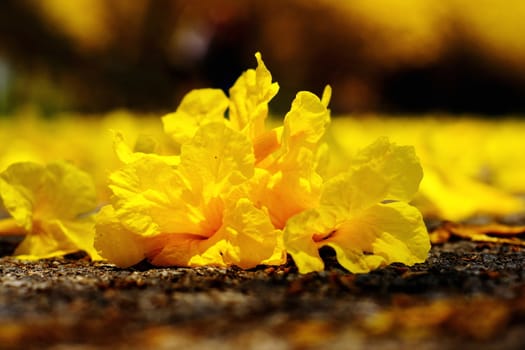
[415,162,525,221]
[96,52,429,273]
[0,161,100,259]
[284,138,430,273]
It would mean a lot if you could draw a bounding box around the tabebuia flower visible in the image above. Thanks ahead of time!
[0,161,100,260]
[283,138,430,273]
[95,52,430,272]
[94,52,316,268]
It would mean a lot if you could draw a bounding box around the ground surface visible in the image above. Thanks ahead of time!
[1,234,525,349]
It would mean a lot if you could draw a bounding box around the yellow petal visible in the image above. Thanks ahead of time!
[109,124,257,246]
[14,219,97,260]
[13,221,76,259]
[319,168,389,216]
[228,52,279,138]
[60,219,101,260]
[179,122,255,195]
[252,89,330,229]
[146,197,284,269]
[326,202,429,273]
[0,161,99,259]
[1,162,97,223]
[321,85,332,108]
[263,157,323,229]
[38,161,98,220]
[109,157,208,237]
[282,91,331,150]
[417,165,525,220]
[147,231,228,267]
[220,198,285,268]
[285,178,429,274]
[284,206,341,273]
[162,88,228,144]
[113,131,180,166]
[350,137,423,202]
[253,127,282,164]
[0,162,46,230]
[94,205,145,267]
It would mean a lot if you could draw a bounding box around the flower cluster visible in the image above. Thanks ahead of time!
[93,53,430,272]
[0,53,430,273]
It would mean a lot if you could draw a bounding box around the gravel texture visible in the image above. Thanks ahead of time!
[1,238,525,349]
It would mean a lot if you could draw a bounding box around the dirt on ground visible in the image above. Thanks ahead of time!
[1,229,525,349]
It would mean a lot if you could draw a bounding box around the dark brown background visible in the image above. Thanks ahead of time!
[1,0,525,116]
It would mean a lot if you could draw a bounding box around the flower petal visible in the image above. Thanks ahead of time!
[350,137,423,202]
[229,52,279,138]
[147,232,228,267]
[319,168,390,216]
[113,131,180,166]
[109,123,256,247]
[282,91,331,150]
[40,161,98,219]
[180,122,255,195]
[262,152,323,229]
[94,205,145,267]
[14,218,97,260]
[0,161,97,230]
[146,197,285,269]
[285,177,429,274]
[326,202,429,273]
[220,198,285,268]
[162,88,229,144]
[109,157,208,237]
[283,206,340,273]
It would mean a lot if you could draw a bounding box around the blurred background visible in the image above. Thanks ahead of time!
[1,0,525,116]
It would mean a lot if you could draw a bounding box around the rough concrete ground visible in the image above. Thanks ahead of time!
[1,236,525,349]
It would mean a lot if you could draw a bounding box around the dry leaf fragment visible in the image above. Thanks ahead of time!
[430,221,525,246]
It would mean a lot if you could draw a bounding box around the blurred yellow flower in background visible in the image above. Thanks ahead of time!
[0,109,169,204]
[327,117,525,221]
[0,161,100,259]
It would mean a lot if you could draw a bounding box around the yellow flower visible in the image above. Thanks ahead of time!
[162,88,229,144]
[326,116,525,220]
[284,138,430,273]
[253,87,332,229]
[97,51,427,275]
[228,52,280,140]
[0,161,100,259]
[415,163,524,221]
[95,123,284,268]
